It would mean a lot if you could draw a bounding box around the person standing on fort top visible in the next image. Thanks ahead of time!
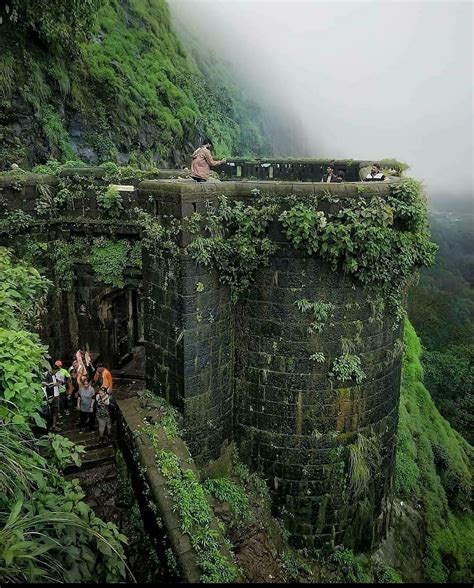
[322,163,338,183]
[365,163,385,181]
[190,139,226,182]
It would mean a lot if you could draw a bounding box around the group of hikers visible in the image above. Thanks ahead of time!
[43,349,115,445]
[191,138,386,184]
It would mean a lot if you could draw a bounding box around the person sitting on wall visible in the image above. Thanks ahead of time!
[321,163,338,183]
[335,170,345,183]
[190,139,226,182]
[365,163,385,181]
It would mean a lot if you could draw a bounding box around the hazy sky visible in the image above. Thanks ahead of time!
[170,0,473,199]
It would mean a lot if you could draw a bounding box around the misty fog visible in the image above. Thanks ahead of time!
[170,0,473,201]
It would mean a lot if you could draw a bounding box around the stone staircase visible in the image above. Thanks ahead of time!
[60,410,116,473]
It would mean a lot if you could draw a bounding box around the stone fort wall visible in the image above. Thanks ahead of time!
[0,166,403,551]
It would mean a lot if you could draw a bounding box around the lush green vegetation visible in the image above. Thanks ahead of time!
[281,179,437,325]
[0,247,129,582]
[408,208,473,443]
[0,0,274,169]
[142,423,240,583]
[396,320,473,583]
[138,179,436,322]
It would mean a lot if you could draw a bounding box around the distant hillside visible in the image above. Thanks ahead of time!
[408,210,473,443]
[0,0,277,169]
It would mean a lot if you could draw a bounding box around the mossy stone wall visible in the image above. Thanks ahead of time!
[235,252,402,550]
[1,170,405,550]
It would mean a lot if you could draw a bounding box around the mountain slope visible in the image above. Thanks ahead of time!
[0,0,274,168]
[395,320,473,582]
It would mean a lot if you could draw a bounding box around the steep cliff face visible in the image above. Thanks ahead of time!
[0,0,274,169]
[392,320,473,583]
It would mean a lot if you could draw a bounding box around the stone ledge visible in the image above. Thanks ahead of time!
[115,395,237,583]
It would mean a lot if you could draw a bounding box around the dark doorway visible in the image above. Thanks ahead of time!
[107,289,140,368]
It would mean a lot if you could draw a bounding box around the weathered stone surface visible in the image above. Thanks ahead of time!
[3,166,404,552]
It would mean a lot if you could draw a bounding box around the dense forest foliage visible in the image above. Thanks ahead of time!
[0,0,277,170]
[408,204,473,444]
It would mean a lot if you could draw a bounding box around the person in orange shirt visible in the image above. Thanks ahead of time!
[93,363,113,393]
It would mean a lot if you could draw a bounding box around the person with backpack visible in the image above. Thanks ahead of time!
[43,369,62,432]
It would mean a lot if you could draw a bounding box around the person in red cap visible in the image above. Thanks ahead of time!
[54,360,71,415]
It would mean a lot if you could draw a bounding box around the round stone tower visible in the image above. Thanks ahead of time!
[235,188,403,551]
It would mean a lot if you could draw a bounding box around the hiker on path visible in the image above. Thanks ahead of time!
[77,377,95,433]
[43,369,62,432]
[53,360,71,415]
[95,386,113,445]
[190,139,226,182]
[93,363,113,393]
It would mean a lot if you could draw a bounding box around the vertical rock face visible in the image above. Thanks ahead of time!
[235,252,402,550]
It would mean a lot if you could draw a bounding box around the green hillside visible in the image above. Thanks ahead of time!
[0,0,273,169]
[395,320,473,582]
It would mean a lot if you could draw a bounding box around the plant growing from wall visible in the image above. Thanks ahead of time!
[281,179,437,326]
[295,299,335,334]
[0,210,34,237]
[96,184,124,219]
[34,183,56,217]
[142,424,239,583]
[347,433,381,499]
[330,354,366,384]
[89,239,130,288]
[203,478,251,522]
[185,196,278,303]
[279,203,327,253]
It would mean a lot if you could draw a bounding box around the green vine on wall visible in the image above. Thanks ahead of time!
[185,196,278,303]
[136,195,278,304]
[136,179,435,317]
[281,179,437,325]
